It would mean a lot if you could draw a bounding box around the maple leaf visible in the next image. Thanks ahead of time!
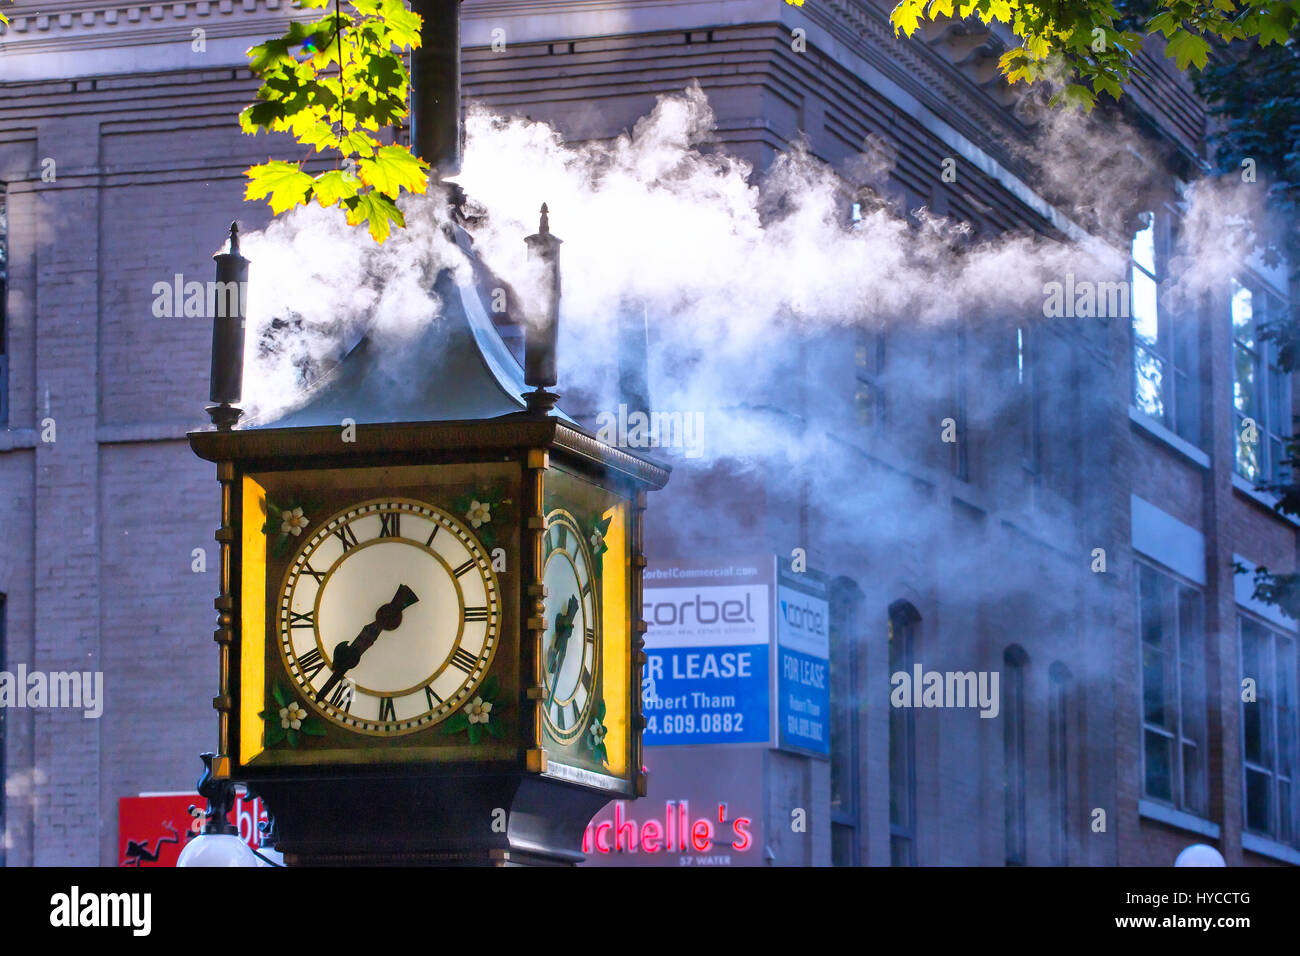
[344,190,405,242]
[313,169,362,207]
[245,161,315,215]
[357,144,430,196]
[1165,28,1211,69]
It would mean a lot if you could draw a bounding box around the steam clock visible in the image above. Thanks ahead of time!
[187,0,668,864]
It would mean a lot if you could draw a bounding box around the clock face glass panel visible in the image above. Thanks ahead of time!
[540,469,632,781]
[540,509,598,742]
[277,498,500,736]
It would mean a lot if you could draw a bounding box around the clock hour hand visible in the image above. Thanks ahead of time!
[316,584,419,703]
[545,595,580,676]
[543,595,581,709]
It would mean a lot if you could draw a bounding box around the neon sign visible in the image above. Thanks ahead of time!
[582,800,753,855]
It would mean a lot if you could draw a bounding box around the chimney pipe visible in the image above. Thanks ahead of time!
[524,203,563,414]
[409,0,462,177]
[207,222,248,431]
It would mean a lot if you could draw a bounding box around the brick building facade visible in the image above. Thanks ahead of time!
[0,0,1295,865]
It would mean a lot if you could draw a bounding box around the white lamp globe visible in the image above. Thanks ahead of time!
[176,833,260,867]
[1174,843,1226,867]
[255,846,285,867]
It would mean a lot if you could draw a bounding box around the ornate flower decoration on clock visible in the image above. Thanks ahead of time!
[451,485,511,551]
[588,513,612,577]
[440,674,506,745]
[585,700,609,766]
[260,680,327,749]
[262,494,320,558]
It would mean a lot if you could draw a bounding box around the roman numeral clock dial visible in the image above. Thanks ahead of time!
[278,499,500,736]
[540,510,599,744]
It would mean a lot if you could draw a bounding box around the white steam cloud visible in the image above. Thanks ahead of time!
[238,81,1257,480]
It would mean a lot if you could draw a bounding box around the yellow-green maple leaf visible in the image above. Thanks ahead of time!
[313,169,362,207]
[345,191,405,242]
[245,161,315,214]
[357,144,430,197]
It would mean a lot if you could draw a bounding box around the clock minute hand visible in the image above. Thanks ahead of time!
[545,595,580,675]
[316,585,419,703]
[544,596,581,708]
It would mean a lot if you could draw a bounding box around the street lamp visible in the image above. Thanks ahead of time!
[175,753,259,868]
[1174,843,1226,866]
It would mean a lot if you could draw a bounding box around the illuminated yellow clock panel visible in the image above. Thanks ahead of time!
[541,469,631,781]
[237,462,519,770]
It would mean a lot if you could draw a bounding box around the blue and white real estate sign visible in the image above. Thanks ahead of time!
[642,565,771,746]
[775,571,831,756]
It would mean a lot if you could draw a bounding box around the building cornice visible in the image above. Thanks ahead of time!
[0,0,311,78]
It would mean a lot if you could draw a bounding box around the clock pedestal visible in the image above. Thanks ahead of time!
[251,773,609,866]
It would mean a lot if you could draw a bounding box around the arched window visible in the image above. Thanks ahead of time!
[1004,644,1029,865]
[829,578,863,866]
[1049,662,1072,866]
[0,591,6,867]
[0,184,8,425]
[889,601,920,866]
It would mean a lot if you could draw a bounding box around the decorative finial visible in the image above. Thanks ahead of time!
[208,219,251,430]
[523,201,562,415]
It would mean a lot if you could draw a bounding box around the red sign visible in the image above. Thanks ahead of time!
[583,799,754,858]
[117,791,269,867]
[582,747,765,866]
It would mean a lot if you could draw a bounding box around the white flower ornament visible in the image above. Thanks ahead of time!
[467,500,491,528]
[280,507,309,536]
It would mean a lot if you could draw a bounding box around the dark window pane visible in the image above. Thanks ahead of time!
[1245,768,1273,834]
[1175,371,1199,445]
[832,823,855,867]
[1183,741,1205,814]
[890,835,913,867]
[1145,730,1173,801]
[1140,565,1163,646]
[1244,697,1265,766]
[1143,648,1168,726]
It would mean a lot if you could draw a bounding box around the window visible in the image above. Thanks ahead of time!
[854,328,886,429]
[1138,562,1208,815]
[889,601,919,866]
[1,593,5,868]
[1239,617,1299,847]
[829,580,862,865]
[1,186,8,426]
[1016,325,1041,477]
[952,329,969,481]
[1004,645,1028,865]
[1132,210,1199,444]
[1048,662,1072,866]
[1232,280,1290,485]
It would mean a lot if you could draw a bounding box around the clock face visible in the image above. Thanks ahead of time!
[540,509,598,742]
[277,497,500,736]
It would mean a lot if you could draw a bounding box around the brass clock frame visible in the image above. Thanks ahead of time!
[538,507,599,744]
[190,417,668,829]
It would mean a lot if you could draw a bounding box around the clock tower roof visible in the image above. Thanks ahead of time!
[252,221,577,430]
